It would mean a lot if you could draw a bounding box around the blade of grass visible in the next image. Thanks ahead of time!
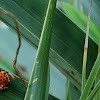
[68,88,71,100]
[94,40,100,100]
[79,53,100,100]
[24,0,57,100]
[82,0,92,91]
[66,80,71,100]
[87,81,100,100]
[94,70,100,100]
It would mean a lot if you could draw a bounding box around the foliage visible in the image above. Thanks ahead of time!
[0,0,100,100]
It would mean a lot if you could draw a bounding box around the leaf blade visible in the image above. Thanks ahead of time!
[24,0,57,100]
[79,53,100,100]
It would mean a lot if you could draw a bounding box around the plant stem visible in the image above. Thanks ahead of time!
[66,80,70,100]
[0,11,28,87]
[82,0,92,91]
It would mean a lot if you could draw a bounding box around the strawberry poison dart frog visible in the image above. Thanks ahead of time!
[0,70,11,91]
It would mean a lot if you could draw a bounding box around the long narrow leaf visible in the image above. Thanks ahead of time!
[94,41,100,100]
[24,0,57,100]
[87,81,100,100]
[94,69,100,100]
[66,80,70,100]
[79,53,100,100]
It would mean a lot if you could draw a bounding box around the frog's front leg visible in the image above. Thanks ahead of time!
[0,84,4,90]
[0,84,8,90]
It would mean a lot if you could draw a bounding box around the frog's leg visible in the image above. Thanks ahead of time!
[0,84,8,90]
[0,84,4,90]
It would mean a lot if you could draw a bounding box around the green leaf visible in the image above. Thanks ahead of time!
[24,0,57,100]
[66,80,71,100]
[48,94,60,100]
[60,2,100,45]
[0,77,26,100]
[69,82,81,100]
[59,0,100,27]
[94,68,100,100]
[0,59,15,74]
[79,53,100,100]
[87,81,100,100]
[94,40,100,100]
[0,0,98,90]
